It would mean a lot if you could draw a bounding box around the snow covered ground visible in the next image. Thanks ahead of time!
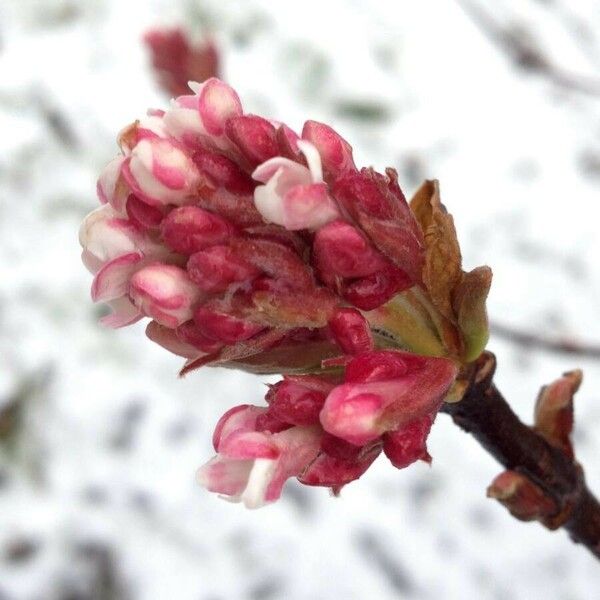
[1,0,600,598]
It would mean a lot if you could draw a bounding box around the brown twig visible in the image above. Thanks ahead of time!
[441,352,600,559]
[455,0,600,97]
[491,321,600,359]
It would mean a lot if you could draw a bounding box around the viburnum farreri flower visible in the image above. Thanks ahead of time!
[80,78,492,508]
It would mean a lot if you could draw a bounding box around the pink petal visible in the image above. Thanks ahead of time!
[197,456,254,497]
[91,252,143,302]
[251,157,308,185]
[281,183,340,230]
[100,297,143,329]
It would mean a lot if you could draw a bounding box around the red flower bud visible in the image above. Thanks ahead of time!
[193,306,264,343]
[383,414,434,469]
[302,120,355,177]
[160,206,234,255]
[226,115,279,167]
[328,308,374,355]
[187,245,260,294]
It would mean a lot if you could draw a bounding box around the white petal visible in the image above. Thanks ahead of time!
[297,140,323,183]
[241,458,277,509]
[253,172,287,225]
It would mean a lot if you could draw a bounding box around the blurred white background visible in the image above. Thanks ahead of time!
[1,0,600,598]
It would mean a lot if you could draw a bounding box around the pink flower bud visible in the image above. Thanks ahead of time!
[251,279,338,329]
[342,264,412,311]
[226,115,279,167]
[265,379,327,426]
[198,405,321,508]
[117,115,169,155]
[122,137,201,206]
[163,78,243,148]
[193,306,264,343]
[301,120,356,176]
[125,194,164,230]
[382,414,434,469]
[192,147,254,195]
[175,320,223,353]
[276,124,302,160]
[160,206,234,255]
[79,205,144,270]
[328,308,374,355]
[254,411,292,434]
[187,245,260,294]
[299,436,382,489]
[129,264,201,328]
[230,237,314,290]
[313,220,387,279]
[319,350,457,446]
[333,169,424,282]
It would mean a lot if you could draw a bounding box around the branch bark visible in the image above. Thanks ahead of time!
[441,351,600,559]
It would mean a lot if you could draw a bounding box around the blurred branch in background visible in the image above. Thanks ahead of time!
[143,26,219,97]
[491,320,600,359]
[456,0,600,96]
[0,366,53,484]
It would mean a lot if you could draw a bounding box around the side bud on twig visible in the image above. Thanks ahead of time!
[488,370,584,528]
[534,369,582,459]
[487,471,557,522]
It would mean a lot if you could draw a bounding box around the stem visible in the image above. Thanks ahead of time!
[441,351,600,559]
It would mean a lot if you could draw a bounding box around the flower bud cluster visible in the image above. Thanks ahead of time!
[80,78,459,506]
[200,347,456,507]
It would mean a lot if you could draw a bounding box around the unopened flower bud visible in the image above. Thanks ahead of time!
[126,194,164,230]
[301,120,355,177]
[299,435,381,489]
[187,245,260,294]
[129,264,201,328]
[333,168,424,282]
[122,137,201,206]
[383,414,434,469]
[193,306,264,343]
[160,206,234,255]
[320,350,457,446]
[266,379,327,426]
[193,146,254,195]
[313,220,387,279]
[163,78,243,148]
[226,115,279,167]
[328,308,373,355]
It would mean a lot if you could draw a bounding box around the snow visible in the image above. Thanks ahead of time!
[1,0,600,598]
